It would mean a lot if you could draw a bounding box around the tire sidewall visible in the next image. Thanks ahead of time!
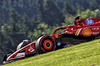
[35,36,56,54]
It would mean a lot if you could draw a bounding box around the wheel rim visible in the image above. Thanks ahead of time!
[43,39,53,50]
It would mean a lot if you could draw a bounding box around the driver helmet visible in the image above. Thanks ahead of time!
[23,40,29,43]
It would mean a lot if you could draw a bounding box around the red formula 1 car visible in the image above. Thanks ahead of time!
[3,16,100,64]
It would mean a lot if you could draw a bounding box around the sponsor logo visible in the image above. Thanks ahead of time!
[75,28,82,36]
[92,32,99,35]
[83,28,91,36]
[55,34,58,38]
[28,46,34,52]
[16,52,25,57]
[86,19,94,24]
[92,28,99,30]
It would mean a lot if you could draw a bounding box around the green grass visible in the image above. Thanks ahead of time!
[2,39,100,66]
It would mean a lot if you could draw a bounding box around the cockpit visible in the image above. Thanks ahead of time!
[74,16,95,26]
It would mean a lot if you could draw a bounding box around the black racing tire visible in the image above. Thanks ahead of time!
[3,51,13,62]
[35,36,56,54]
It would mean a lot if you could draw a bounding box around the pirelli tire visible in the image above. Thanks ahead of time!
[35,36,56,54]
[3,51,13,64]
